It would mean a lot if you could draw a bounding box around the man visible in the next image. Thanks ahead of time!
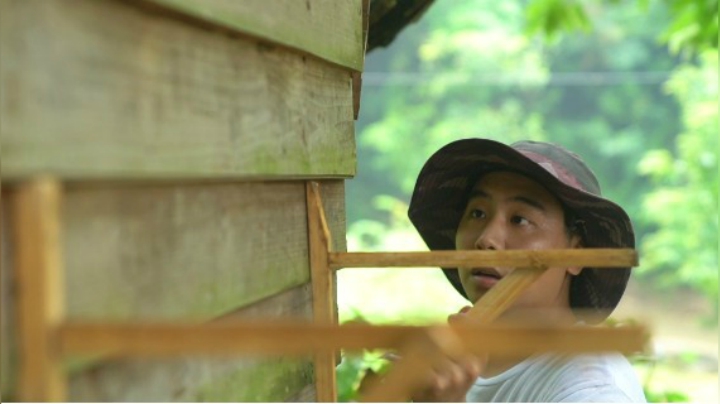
[406,139,646,402]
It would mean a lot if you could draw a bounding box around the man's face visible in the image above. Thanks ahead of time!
[455,171,581,311]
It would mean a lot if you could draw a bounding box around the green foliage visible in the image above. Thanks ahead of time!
[662,0,719,54]
[643,387,691,402]
[349,17,716,404]
[525,0,719,54]
[525,0,592,40]
[339,195,467,325]
[336,350,393,402]
[637,52,719,321]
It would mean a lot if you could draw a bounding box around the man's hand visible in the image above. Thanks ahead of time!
[410,306,485,402]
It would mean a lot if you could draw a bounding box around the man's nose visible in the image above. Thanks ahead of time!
[474,217,505,250]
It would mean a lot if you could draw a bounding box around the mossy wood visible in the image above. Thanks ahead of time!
[142,0,364,71]
[0,0,356,180]
[307,182,338,402]
[66,285,317,402]
[1,181,346,400]
[58,181,344,320]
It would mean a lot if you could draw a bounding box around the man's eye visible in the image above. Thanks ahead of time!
[511,215,530,225]
[469,209,485,219]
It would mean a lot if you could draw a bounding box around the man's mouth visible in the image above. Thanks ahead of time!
[469,268,503,288]
[471,268,503,278]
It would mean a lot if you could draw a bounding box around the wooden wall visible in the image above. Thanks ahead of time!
[1,0,361,400]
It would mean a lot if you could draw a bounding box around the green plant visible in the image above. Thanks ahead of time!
[336,349,394,402]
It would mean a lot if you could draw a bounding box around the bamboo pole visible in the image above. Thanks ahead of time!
[466,266,546,323]
[56,321,648,357]
[329,249,637,269]
[307,181,338,402]
[353,246,637,400]
[13,178,66,402]
[357,265,551,401]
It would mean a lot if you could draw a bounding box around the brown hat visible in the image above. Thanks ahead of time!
[408,138,635,323]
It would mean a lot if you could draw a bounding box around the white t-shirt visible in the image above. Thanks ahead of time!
[465,353,647,403]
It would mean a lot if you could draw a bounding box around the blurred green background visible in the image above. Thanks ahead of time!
[338,0,718,402]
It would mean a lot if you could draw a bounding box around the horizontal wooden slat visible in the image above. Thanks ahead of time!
[58,181,345,319]
[58,322,649,357]
[0,0,356,180]
[141,0,364,71]
[329,249,638,269]
[68,284,315,401]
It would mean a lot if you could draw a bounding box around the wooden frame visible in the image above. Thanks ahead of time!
[12,178,645,402]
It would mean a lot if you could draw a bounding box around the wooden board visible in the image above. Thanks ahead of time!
[0,180,345,399]
[0,203,15,398]
[60,180,345,320]
[68,284,316,402]
[0,0,356,180]
[142,0,364,71]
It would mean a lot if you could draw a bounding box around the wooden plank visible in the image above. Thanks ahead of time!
[329,249,638,269]
[0,196,16,399]
[1,0,356,180]
[306,182,337,402]
[2,180,345,398]
[58,181,345,320]
[140,0,364,71]
[57,322,649,357]
[11,179,66,401]
[68,284,315,402]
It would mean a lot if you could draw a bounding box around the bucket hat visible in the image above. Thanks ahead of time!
[408,138,635,323]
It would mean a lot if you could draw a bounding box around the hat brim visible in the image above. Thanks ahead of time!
[408,139,635,323]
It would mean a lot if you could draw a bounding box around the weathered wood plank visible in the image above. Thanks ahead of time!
[0,180,345,399]
[141,0,364,71]
[0,201,16,399]
[60,180,345,320]
[0,0,356,180]
[68,284,316,402]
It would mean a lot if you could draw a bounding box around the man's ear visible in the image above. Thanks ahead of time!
[567,234,583,276]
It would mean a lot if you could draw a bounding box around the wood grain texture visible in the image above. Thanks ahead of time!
[57,322,649,357]
[306,182,337,402]
[330,249,638,269]
[1,180,346,400]
[60,180,345,320]
[68,284,316,402]
[11,179,67,401]
[1,0,356,180]
[1,198,17,399]
[141,0,364,70]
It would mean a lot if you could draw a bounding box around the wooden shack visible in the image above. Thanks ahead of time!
[1,0,365,400]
